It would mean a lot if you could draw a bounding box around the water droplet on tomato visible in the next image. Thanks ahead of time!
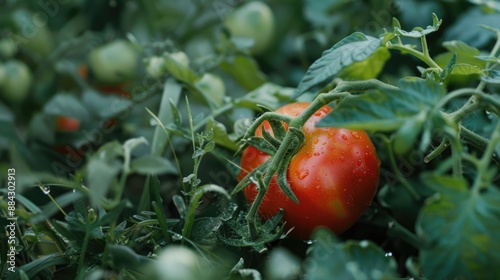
[350,131,359,139]
[357,160,362,166]
[314,152,320,156]
[306,152,312,158]
[340,156,345,162]
[297,169,309,180]
[312,138,319,144]
[341,134,348,140]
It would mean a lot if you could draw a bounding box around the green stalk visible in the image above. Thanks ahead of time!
[471,121,500,193]
[382,137,421,200]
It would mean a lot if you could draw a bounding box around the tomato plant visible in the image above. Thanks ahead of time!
[238,102,380,239]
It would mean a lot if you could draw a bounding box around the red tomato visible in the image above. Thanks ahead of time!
[55,116,80,132]
[238,102,380,239]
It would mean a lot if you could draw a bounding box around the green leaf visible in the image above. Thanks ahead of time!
[304,228,398,280]
[338,47,391,80]
[481,70,500,85]
[451,63,484,76]
[319,77,445,131]
[43,94,90,122]
[237,83,294,111]
[86,142,123,206]
[130,155,178,175]
[475,55,500,64]
[439,53,456,81]
[5,253,69,280]
[93,200,127,227]
[417,174,500,279]
[442,40,481,58]
[82,88,132,119]
[29,191,85,224]
[190,217,222,246]
[220,54,266,91]
[393,13,442,38]
[205,118,239,151]
[444,7,500,47]
[183,184,230,239]
[295,32,382,97]
[150,78,183,156]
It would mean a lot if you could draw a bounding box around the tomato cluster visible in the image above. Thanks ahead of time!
[238,102,380,239]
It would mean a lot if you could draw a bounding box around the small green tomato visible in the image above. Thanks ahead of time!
[0,39,18,59]
[195,73,225,107]
[169,51,190,67]
[88,40,138,84]
[392,118,424,156]
[154,246,202,280]
[223,1,275,55]
[0,60,32,103]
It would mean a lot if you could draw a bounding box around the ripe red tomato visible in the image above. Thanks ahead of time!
[55,116,80,132]
[238,102,380,239]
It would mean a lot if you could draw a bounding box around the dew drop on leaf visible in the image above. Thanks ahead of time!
[385,252,393,257]
[172,233,183,241]
[39,185,51,195]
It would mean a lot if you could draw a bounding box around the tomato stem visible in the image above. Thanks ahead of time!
[381,136,421,200]
[472,121,500,193]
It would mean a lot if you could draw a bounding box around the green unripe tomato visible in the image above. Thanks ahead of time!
[392,118,424,156]
[145,56,165,78]
[88,40,138,84]
[195,73,225,107]
[0,60,32,103]
[169,51,190,67]
[146,52,190,78]
[223,1,275,55]
[154,246,202,280]
[0,39,18,59]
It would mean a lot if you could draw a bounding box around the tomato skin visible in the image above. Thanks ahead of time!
[55,116,80,132]
[238,102,380,239]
